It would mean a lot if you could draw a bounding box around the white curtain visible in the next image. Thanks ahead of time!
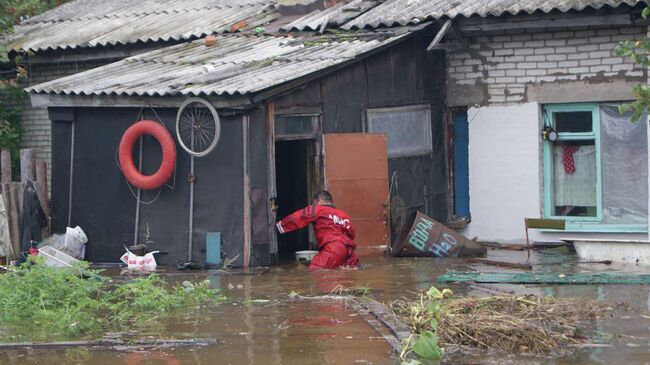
[553,145,597,207]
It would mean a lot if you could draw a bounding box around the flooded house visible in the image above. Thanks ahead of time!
[14,0,650,266]
[22,4,448,267]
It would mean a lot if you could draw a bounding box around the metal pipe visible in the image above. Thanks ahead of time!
[243,114,251,268]
[67,121,75,227]
[188,122,195,262]
[133,136,143,245]
[188,155,194,262]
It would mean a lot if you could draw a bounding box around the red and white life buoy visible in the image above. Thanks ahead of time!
[119,120,176,190]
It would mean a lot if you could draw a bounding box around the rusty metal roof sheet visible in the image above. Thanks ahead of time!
[8,0,279,52]
[25,26,423,97]
[342,0,646,29]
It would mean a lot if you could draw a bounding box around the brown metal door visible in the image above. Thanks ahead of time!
[323,133,389,247]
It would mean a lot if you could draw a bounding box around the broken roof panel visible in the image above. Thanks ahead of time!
[26,26,424,97]
[342,0,646,29]
[281,0,379,31]
[8,0,279,52]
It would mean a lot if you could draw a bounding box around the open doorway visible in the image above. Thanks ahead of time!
[275,139,316,260]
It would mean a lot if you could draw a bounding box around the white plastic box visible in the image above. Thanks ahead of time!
[38,245,80,268]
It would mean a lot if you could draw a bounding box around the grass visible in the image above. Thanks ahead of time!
[0,257,225,342]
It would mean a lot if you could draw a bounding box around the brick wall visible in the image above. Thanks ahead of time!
[447,25,648,104]
[21,60,107,190]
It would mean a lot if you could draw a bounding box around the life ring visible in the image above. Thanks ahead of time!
[125,351,181,365]
[119,120,176,190]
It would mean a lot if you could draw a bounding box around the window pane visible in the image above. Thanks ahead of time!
[552,140,597,217]
[275,115,318,139]
[553,111,592,133]
[600,105,648,225]
[367,105,432,157]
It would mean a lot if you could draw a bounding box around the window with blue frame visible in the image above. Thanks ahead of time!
[542,103,648,232]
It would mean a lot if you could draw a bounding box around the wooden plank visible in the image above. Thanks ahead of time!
[20,149,35,183]
[30,93,255,109]
[458,13,632,33]
[0,338,218,350]
[526,218,565,230]
[1,150,11,183]
[467,258,532,270]
[437,271,650,285]
[3,183,21,256]
[427,19,452,51]
[36,161,50,238]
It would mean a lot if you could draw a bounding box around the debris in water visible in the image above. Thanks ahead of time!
[390,287,611,355]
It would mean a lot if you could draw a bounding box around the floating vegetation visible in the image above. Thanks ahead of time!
[391,287,610,359]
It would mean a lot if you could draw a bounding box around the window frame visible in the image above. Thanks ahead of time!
[542,103,603,223]
[274,113,321,141]
[366,104,433,158]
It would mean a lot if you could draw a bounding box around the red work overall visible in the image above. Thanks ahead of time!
[276,204,359,270]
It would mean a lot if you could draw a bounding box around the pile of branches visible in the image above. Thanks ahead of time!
[390,290,610,354]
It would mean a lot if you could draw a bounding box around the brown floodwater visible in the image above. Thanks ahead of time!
[2,249,650,365]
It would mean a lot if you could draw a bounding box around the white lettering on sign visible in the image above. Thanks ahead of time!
[430,232,459,257]
[408,218,435,251]
[329,214,351,229]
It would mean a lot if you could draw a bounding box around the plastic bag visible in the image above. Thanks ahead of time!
[120,248,159,272]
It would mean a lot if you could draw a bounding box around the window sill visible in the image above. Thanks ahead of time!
[540,222,648,233]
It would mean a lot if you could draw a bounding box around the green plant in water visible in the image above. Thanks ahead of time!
[400,286,452,361]
[0,257,225,341]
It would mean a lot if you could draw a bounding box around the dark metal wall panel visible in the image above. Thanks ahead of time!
[52,107,245,265]
[50,112,73,234]
[321,61,367,134]
[66,107,140,262]
[136,110,244,266]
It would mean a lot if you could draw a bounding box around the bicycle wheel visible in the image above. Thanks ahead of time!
[175,97,221,157]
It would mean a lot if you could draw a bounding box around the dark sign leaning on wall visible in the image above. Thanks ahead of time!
[390,211,486,258]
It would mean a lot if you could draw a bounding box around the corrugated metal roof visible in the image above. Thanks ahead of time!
[26,26,423,97]
[8,0,279,52]
[281,0,379,31]
[342,0,646,29]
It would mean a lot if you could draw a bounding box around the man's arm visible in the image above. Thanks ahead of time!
[276,205,315,234]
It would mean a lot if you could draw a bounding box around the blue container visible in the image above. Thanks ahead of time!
[206,232,221,267]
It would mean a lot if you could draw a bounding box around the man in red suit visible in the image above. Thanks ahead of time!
[276,191,359,270]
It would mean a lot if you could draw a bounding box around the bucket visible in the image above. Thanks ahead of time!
[295,250,318,263]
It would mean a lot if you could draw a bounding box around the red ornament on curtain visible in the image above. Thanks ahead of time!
[562,145,579,174]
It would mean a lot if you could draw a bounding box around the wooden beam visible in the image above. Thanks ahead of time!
[36,161,50,238]
[459,13,632,34]
[427,19,452,51]
[0,338,218,350]
[266,100,278,256]
[1,150,12,183]
[29,93,255,110]
[20,149,35,183]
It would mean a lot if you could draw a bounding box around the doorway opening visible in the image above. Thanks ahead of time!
[275,139,318,260]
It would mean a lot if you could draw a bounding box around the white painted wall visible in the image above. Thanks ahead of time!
[459,102,650,243]
[459,103,541,242]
